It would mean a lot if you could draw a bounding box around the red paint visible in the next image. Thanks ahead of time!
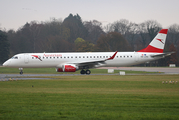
[31,55,42,61]
[159,29,168,34]
[57,68,63,72]
[138,45,163,53]
[156,39,164,44]
[107,51,118,60]
[64,65,76,72]
[32,55,39,58]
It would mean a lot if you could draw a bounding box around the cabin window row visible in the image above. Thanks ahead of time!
[31,55,132,59]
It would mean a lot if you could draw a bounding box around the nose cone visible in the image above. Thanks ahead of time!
[3,60,10,67]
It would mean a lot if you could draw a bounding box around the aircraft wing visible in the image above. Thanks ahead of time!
[150,52,175,58]
[69,51,118,67]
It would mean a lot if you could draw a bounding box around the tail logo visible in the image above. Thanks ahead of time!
[156,39,164,44]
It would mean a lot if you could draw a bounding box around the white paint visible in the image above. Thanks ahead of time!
[119,71,125,75]
[169,64,176,67]
[108,69,114,73]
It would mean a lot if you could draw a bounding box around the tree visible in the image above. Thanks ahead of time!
[96,32,131,52]
[168,24,179,45]
[137,23,150,47]
[104,19,138,50]
[42,35,74,52]
[167,44,177,65]
[62,14,88,43]
[141,20,162,40]
[0,30,9,64]
[75,38,95,52]
[84,20,105,44]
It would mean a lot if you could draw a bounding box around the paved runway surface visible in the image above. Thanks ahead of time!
[0,67,179,80]
[100,67,179,74]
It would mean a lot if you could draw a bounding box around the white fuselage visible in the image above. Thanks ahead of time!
[3,52,162,68]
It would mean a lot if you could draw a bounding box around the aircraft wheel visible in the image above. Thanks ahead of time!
[86,70,91,75]
[20,71,23,75]
[80,69,86,74]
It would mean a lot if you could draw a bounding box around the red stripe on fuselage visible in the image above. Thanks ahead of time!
[138,45,163,53]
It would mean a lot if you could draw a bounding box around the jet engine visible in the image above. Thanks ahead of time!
[56,64,79,72]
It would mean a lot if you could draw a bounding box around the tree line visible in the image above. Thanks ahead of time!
[0,14,179,66]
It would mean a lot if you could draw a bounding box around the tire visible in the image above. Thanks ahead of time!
[86,70,91,75]
[80,69,86,74]
[20,71,23,75]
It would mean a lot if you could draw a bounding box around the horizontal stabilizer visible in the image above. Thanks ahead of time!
[150,52,175,58]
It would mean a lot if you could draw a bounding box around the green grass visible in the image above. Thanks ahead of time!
[0,75,179,119]
[0,67,157,74]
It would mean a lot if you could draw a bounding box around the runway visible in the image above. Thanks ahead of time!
[0,67,179,81]
[100,67,179,74]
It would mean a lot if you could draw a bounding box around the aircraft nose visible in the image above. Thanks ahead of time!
[3,60,10,67]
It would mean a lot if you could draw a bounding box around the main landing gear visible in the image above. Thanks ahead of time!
[80,69,91,75]
[19,68,23,75]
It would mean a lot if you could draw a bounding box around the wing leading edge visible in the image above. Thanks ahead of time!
[67,51,118,67]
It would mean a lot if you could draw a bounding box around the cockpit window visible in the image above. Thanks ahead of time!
[11,56,18,59]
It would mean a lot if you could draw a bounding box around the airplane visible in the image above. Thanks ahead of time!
[3,29,173,75]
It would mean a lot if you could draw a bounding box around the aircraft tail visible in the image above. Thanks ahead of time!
[138,29,168,53]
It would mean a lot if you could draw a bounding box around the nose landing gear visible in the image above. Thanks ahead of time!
[19,68,23,75]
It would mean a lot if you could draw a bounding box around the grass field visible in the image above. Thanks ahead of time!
[0,75,179,120]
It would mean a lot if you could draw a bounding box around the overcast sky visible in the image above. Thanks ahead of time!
[0,0,179,30]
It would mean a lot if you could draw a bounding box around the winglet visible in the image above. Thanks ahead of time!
[106,51,118,60]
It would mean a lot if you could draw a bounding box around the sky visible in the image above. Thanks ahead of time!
[0,0,179,31]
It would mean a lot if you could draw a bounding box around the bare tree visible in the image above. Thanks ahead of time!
[104,19,138,50]
[84,20,105,44]
[143,20,162,40]
[168,24,179,45]
[105,19,131,35]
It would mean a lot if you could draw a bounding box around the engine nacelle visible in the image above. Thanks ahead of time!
[56,64,78,72]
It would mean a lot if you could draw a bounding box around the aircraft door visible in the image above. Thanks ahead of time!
[24,54,29,63]
[135,52,139,62]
